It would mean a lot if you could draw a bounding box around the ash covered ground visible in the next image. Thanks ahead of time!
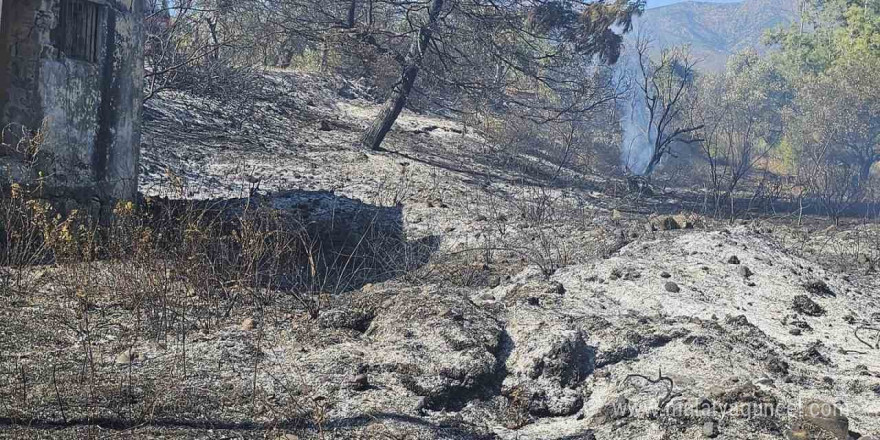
[2,71,879,439]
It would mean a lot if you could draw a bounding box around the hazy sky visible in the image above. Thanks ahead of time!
[647,0,740,8]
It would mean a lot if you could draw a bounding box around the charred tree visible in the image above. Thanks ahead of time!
[632,37,703,177]
[360,0,443,150]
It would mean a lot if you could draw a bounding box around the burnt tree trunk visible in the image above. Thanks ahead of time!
[360,0,444,151]
[644,157,660,177]
[346,0,357,28]
[361,65,420,151]
[206,17,220,60]
[859,157,876,183]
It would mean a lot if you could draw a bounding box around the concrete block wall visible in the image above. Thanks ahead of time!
[0,0,144,203]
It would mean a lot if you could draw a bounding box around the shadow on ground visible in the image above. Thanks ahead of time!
[0,412,498,439]
[145,189,439,295]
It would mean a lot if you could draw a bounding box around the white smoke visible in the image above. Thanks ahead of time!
[620,89,655,175]
[617,47,656,176]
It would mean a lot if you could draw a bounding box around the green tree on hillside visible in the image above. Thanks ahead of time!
[691,50,788,216]
[764,0,880,213]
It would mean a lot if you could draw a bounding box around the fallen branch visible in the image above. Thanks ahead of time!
[854,325,880,350]
[623,368,678,409]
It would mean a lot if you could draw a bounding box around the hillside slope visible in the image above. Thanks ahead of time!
[635,0,799,70]
[3,71,880,439]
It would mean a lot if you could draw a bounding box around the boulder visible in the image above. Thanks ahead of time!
[673,214,696,229]
[502,307,595,417]
[656,216,681,231]
[365,288,502,409]
[788,400,849,440]
[648,213,702,231]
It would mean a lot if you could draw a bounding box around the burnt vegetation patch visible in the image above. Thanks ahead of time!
[803,279,836,297]
[791,295,826,317]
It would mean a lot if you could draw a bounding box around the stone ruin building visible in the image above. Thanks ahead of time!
[0,0,144,205]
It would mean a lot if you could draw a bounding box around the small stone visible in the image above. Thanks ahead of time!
[753,377,773,386]
[738,266,753,278]
[115,351,134,366]
[612,209,622,221]
[591,396,630,424]
[318,308,374,332]
[353,373,370,391]
[664,282,681,293]
[660,271,672,279]
[414,396,428,413]
[725,315,750,326]
[442,308,464,321]
[547,281,565,295]
[702,420,719,438]
[241,318,256,331]
[476,292,496,302]
[727,255,741,265]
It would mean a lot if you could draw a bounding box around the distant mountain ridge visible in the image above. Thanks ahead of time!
[634,0,800,70]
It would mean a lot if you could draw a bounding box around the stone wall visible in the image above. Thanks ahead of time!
[0,0,143,203]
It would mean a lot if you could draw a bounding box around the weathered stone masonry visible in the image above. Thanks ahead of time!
[0,0,144,203]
